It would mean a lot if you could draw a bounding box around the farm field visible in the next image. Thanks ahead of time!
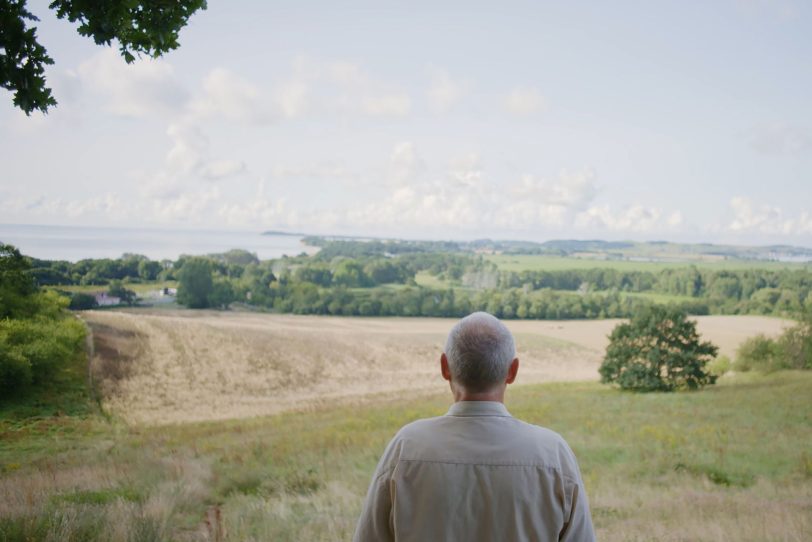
[1,310,809,541]
[486,254,812,272]
[80,310,787,425]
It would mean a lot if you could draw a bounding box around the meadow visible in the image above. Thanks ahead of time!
[485,254,812,272]
[0,311,809,541]
[81,311,782,424]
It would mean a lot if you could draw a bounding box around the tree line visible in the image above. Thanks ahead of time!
[19,242,810,319]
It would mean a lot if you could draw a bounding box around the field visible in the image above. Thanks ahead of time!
[80,311,786,424]
[1,310,810,541]
[486,254,812,272]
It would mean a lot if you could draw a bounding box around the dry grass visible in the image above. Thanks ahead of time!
[591,477,812,541]
[3,311,806,541]
[81,310,788,425]
[2,370,811,541]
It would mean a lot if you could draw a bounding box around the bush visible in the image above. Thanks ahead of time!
[777,316,812,370]
[735,312,811,372]
[707,354,732,377]
[0,257,87,397]
[599,305,719,391]
[734,334,780,372]
[69,292,99,310]
[0,313,86,395]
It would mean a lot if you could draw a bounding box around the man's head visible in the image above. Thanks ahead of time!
[441,312,519,398]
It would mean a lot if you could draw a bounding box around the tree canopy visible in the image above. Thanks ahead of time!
[0,0,206,115]
[177,257,213,309]
[599,305,719,391]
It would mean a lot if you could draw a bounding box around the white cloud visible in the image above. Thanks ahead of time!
[727,196,812,235]
[426,67,467,113]
[77,49,187,118]
[338,148,608,234]
[217,195,289,227]
[446,153,484,189]
[345,185,481,230]
[667,211,684,227]
[504,87,545,115]
[512,169,597,208]
[188,68,273,124]
[165,123,207,175]
[321,59,412,117]
[575,205,663,232]
[138,121,246,199]
[1,193,134,223]
[64,194,130,219]
[148,187,222,224]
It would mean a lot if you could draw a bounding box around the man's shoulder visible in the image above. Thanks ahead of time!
[394,412,568,443]
[510,417,570,445]
[387,411,579,472]
[393,415,447,439]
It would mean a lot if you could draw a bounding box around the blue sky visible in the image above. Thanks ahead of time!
[1,0,811,245]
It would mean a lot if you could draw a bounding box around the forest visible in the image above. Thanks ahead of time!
[21,239,812,319]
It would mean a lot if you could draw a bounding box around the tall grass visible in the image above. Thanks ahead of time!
[2,371,810,541]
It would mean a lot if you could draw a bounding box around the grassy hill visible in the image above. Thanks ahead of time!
[2,363,810,540]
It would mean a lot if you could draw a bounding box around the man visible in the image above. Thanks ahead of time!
[353,312,596,542]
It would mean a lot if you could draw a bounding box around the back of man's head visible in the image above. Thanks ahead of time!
[444,312,516,392]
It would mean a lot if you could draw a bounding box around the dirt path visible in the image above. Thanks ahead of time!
[82,310,788,425]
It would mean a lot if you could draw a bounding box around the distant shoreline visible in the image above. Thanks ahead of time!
[0,224,310,262]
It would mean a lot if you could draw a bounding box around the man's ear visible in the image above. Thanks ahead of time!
[441,353,452,382]
[505,358,519,384]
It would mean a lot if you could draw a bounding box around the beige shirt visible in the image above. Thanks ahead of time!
[353,401,596,542]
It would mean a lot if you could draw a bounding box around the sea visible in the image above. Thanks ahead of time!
[0,224,315,262]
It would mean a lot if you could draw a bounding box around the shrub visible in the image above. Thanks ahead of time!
[0,289,85,396]
[69,292,99,310]
[0,314,86,395]
[735,334,780,372]
[776,315,812,370]
[707,354,732,377]
[735,312,811,372]
[599,305,719,391]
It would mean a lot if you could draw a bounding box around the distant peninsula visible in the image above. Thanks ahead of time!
[261,230,310,236]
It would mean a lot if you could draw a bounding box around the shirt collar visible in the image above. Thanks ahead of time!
[446,401,512,417]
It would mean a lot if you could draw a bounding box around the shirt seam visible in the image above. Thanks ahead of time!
[444,414,512,418]
[395,458,579,483]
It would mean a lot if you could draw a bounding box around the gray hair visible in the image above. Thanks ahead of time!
[444,312,516,392]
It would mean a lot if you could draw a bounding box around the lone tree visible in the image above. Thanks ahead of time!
[599,305,719,391]
[0,0,206,114]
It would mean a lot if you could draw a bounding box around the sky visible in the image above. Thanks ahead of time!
[1,0,811,246]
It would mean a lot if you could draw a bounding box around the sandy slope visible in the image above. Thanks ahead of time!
[82,310,788,425]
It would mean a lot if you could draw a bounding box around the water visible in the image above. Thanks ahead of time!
[0,224,314,262]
